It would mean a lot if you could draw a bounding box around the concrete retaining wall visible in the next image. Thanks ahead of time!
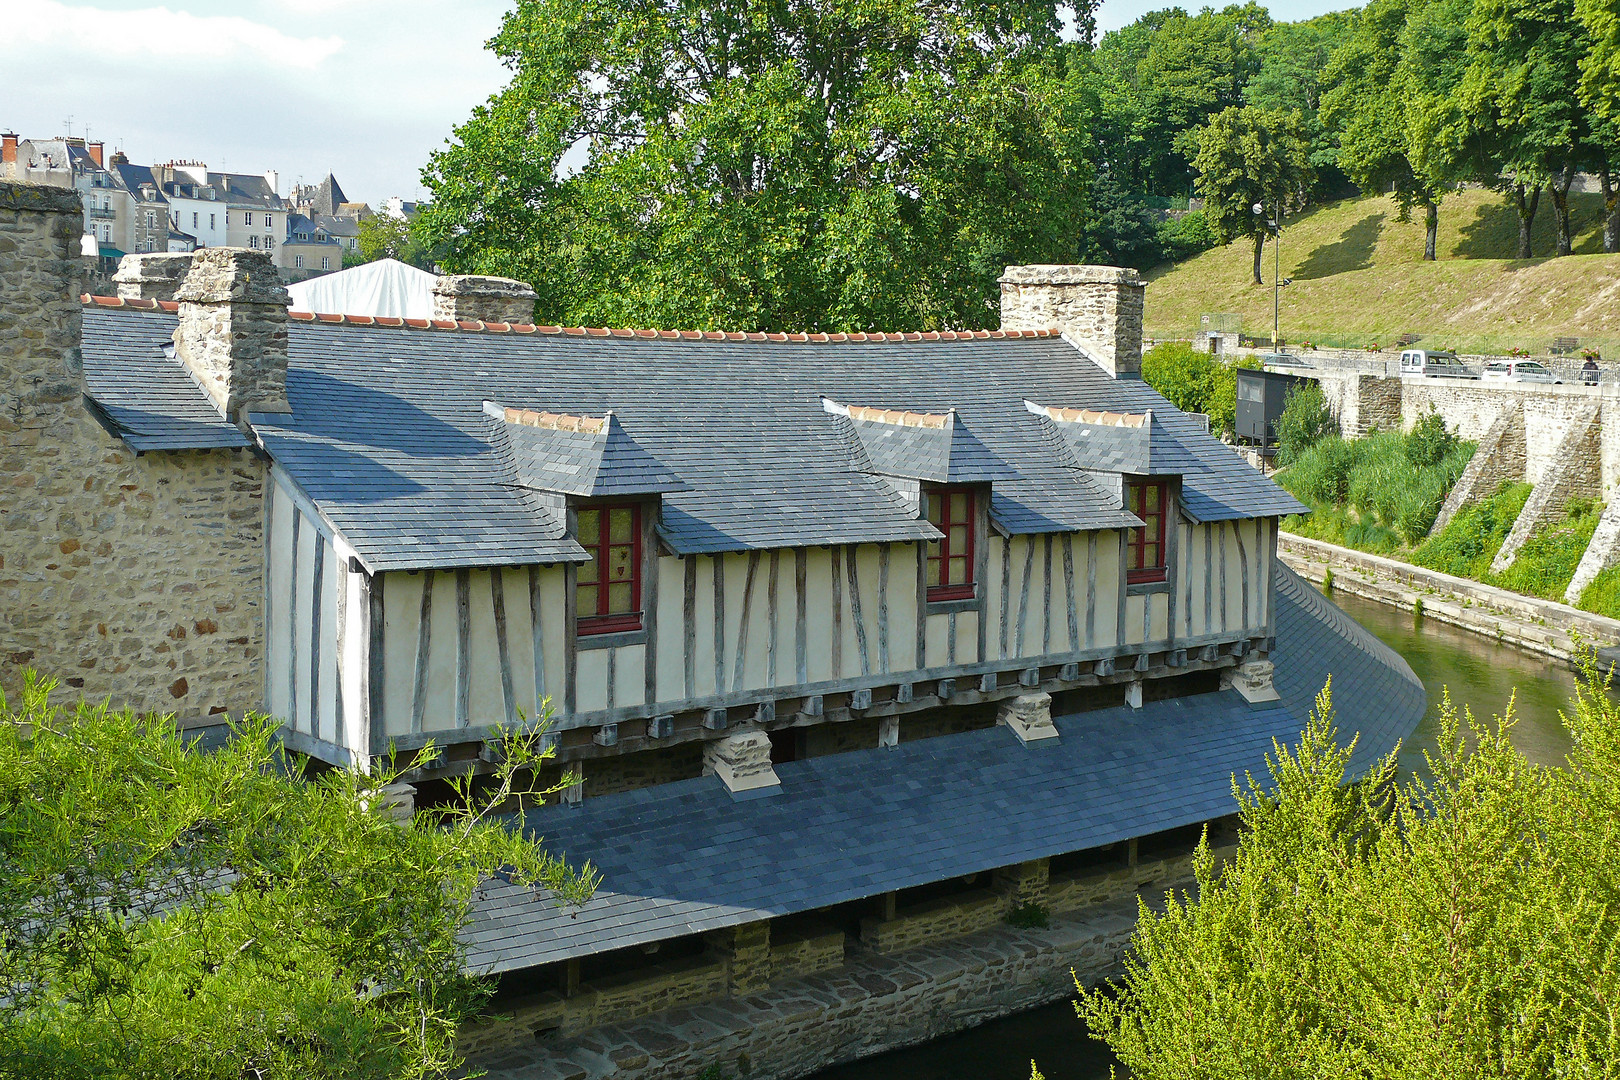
[1277,532,1620,660]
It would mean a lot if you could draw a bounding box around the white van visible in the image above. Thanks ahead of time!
[1399,349,1479,379]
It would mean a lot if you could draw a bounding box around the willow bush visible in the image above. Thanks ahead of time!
[1077,656,1620,1078]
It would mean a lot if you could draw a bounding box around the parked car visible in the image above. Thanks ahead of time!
[1259,352,1307,367]
[1399,349,1479,379]
[1482,359,1562,384]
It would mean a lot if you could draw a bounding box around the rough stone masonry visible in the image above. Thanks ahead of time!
[0,181,264,717]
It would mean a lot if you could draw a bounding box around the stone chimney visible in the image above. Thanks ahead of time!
[87,142,104,168]
[998,264,1146,379]
[113,251,195,302]
[172,248,291,421]
[0,181,85,408]
[432,274,538,325]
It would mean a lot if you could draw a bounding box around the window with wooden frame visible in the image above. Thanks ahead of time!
[1125,480,1169,584]
[925,486,976,602]
[576,504,643,634]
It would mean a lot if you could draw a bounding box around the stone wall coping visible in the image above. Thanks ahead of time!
[80,294,1062,343]
[998,264,1142,286]
[0,180,82,214]
[432,273,539,299]
[1279,531,1620,651]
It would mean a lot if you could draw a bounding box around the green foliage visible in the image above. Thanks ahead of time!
[356,214,435,270]
[0,673,593,1080]
[1405,407,1457,467]
[1578,561,1620,617]
[1273,382,1336,466]
[1192,105,1316,283]
[1139,342,1252,436]
[1079,658,1620,1077]
[1279,424,1473,546]
[1491,499,1602,599]
[1004,903,1051,929]
[1412,481,1532,578]
[419,0,1096,331]
[1156,209,1221,262]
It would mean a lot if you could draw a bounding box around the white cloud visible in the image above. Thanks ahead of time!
[11,1,344,69]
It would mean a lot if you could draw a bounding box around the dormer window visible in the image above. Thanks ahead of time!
[1125,480,1169,583]
[577,504,643,635]
[925,486,976,601]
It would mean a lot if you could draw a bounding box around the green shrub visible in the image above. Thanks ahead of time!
[1157,209,1220,262]
[1412,482,1532,579]
[1273,383,1335,466]
[1140,343,1251,437]
[1490,501,1602,600]
[1578,564,1620,618]
[1278,435,1362,506]
[1405,407,1458,468]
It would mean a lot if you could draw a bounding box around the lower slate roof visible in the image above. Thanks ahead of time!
[82,306,1308,570]
[81,308,250,452]
[462,565,1425,973]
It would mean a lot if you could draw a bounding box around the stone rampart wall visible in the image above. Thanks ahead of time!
[0,180,265,718]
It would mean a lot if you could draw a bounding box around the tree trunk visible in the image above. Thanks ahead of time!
[1550,162,1576,256]
[1603,164,1620,255]
[1253,233,1264,285]
[1424,201,1438,261]
[1512,181,1541,259]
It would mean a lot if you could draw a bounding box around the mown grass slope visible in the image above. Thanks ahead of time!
[1144,188,1620,355]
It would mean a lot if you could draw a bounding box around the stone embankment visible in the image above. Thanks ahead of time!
[1278,532,1620,661]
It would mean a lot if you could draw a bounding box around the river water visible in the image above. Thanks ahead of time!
[809,588,1583,1080]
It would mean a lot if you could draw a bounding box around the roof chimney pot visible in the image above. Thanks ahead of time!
[998,264,1145,379]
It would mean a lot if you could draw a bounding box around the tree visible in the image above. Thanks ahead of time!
[1077,656,1620,1078]
[1084,168,1165,269]
[1192,105,1315,284]
[0,672,592,1079]
[357,213,434,270]
[1401,0,1493,246]
[419,0,1098,332]
[1140,341,1255,437]
[1245,13,1356,197]
[1323,0,1451,259]
[1576,0,1620,249]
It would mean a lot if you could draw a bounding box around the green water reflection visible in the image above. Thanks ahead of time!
[809,590,1583,1080]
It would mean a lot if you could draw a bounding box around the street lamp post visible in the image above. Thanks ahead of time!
[1252,202,1291,347]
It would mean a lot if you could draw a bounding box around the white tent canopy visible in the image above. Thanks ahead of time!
[286,258,438,319]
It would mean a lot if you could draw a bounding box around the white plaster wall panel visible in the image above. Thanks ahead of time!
[423,571,461,731]
[1014,533,1050,659]
[850,544,885,675]
[467,570,507,725]
[923,613,950,668]
[265,481,295,722]
[536,566,567,717]
[615,644,647,710]
[804,549,836,683]
[497,568,540,723]
[314,532,338,742]
[576,648,610,713]
[1124,593,1146,645]
[723,552,767,693]
[767,550,794,687]
[953,610,980,664]
[887,545,921,672]
[1094,533,1122,648]
[655,555,686,703]
[1149,593,1169,646]
[690,557,719,697]
[378,573,415,738]
[983,535,1008,663]
[291,508,318,734]
[1173,522,1193,642]
[338,551,366,758]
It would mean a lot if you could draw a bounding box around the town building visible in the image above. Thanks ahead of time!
[0,180,1425,1076]
[154,163,285,263]
[281,212,345,276]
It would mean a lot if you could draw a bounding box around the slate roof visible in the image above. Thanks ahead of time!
[462,564,1426,972]
[81,306,250,452]
[80,305,1309,571]
[825,400,1022,485]
[487,403,687,498]
[208,171,282,209]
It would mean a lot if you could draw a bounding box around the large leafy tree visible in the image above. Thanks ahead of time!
[1077,659,1620,1078]
[0,673,591,1080]
[419,0,1098,332]
[1245,12,1356,196]
[1323,0,1452,259]
[1192,105,1315,284]
[1462,0,1594,256]
[1576,0,1620,249]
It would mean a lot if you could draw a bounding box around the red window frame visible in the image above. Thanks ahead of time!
[575,503,644,635]
[925,486,977,602]
[1125,480,1169,584]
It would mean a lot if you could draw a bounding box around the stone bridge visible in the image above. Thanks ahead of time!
[1253,351,1620,605]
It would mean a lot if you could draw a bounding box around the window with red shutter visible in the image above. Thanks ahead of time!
[1125,481,1168,584]
[576,504,643,634]
[925,487,976,602]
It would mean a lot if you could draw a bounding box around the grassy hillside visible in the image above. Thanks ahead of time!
[1144,189,1620,356]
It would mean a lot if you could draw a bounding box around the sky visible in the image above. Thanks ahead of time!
[4,0,1358,207]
